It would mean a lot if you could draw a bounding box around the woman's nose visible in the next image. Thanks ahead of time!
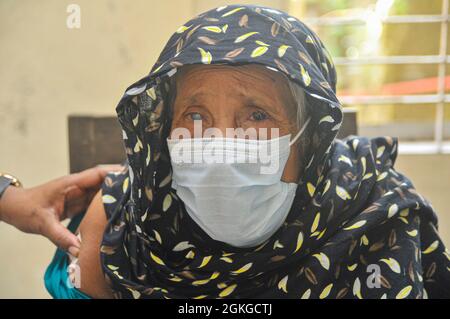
[210,113,237,136]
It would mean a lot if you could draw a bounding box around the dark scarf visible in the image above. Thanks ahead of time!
[100,5,450,299]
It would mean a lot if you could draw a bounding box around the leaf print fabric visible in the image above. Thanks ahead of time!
[98,5,450,299]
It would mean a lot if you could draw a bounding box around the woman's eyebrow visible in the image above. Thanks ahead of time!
[242,96,267,107]
[180,92,208,105]
[237,92,277,109]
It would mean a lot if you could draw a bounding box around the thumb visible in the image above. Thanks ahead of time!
[43,220,81,257]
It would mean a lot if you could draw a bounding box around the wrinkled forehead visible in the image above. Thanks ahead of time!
[164,63,301,125]
[175,64,286,83]
[171,64,294,100]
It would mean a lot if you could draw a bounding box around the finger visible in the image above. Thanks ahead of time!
[64,180,103,217]
[42,218,81,254]
[96,164,125,177]
[64,164,124,192]
[64,188,96,218]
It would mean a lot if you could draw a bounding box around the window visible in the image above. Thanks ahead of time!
[287,0,450,153]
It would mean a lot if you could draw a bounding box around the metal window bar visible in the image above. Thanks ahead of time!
[300,1,450,154]
[302,14,449,25]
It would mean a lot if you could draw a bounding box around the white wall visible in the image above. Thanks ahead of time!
[0,0,448,298]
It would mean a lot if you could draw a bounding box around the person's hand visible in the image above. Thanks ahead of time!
[0,165,123,257]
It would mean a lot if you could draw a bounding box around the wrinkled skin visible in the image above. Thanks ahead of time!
[76,65,306,298]
[170,64,302,183]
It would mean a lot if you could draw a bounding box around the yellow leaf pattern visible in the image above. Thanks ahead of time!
[299,63,311,86]
[94,5,450,300]
[202,26,222,33]
[313,252,330,270]
[422,240,439,254]
[150,252,165,266]
[278,275,288,293]
[162,194,172,212]
[311,212,320,233]
[198,47,212,64]
[353,278,362,299]
[319,283,333,299]
[336,185,351,200]
[102,194,116,204]
[251,46,268,58]
[221,7,244,17]
[277,44,290,57]
[234,31,259,43]
[307,182,316,197]
[219,284,237,297]
[199,255,212,268]
[396,285,412,299]
[380,258,401,274]
[231,262,252,274]
[294,232,303,253]
[343,220,366,230]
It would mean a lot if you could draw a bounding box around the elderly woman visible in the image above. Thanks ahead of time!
[45,5,450,299]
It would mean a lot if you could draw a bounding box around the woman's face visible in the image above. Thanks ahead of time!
[170,64,302,183]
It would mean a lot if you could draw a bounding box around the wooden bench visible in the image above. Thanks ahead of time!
[68,109,357,173]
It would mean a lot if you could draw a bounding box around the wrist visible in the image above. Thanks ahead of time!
[0,186,19,222]
[0,173,24,222]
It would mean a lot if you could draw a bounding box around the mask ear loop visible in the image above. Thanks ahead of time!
[289,117,311,147]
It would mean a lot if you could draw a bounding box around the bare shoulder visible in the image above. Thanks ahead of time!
[77,189,114,298]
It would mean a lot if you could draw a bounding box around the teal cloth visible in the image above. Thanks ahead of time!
[44,213,92,299]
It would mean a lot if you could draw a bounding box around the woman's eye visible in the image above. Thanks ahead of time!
[249,110,269,121]
[187,112,203,121]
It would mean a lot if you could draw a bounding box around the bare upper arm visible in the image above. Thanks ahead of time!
[76,189,114,298]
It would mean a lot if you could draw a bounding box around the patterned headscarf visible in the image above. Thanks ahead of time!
[100,5,450,299]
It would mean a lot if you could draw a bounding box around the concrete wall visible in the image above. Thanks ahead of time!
[0,0,286,299]
[395,154,450,246]
[0,0,448,298]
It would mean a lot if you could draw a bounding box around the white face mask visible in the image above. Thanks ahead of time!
[167,119,310,248]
